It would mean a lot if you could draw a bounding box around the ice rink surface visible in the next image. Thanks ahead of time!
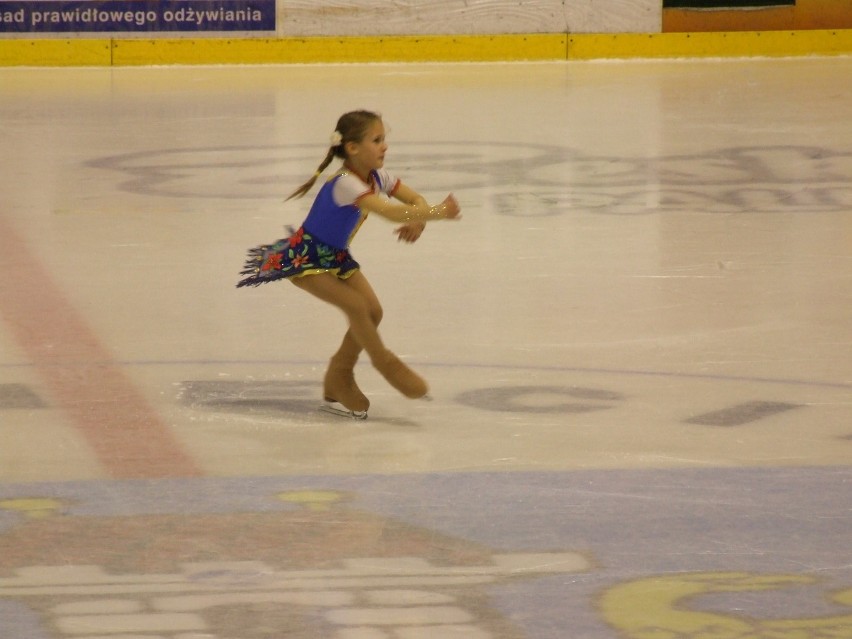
[0,57,850,638]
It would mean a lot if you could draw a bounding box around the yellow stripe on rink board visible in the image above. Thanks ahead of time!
[0,38,111,65]
[111,34,568,66]
[568,30,852,60]
[1,31,850,66]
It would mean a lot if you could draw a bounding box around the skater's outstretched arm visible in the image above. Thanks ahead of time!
[357,190,461,225]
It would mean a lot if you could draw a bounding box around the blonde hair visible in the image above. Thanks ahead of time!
[286,110,382,201]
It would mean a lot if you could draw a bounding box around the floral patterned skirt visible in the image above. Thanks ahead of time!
[236,226,360,288]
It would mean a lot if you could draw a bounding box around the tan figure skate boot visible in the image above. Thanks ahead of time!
[323,354,370,417]
[372,349,429,399]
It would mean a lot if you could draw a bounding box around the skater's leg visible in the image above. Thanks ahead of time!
[324,329,369,411]
[323,328,371,413]
[292,272,428,398]
[292,272,386,361]
[330,271,383,363]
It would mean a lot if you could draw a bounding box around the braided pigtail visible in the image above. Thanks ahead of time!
[286,146,337,201]
[285,110,382,201]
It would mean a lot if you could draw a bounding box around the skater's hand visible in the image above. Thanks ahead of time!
[395,221,425,243]
[440,194,461,220]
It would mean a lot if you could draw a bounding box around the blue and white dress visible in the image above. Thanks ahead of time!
[237,168,400,288]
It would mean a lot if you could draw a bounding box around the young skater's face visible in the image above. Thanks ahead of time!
[346,120,387,174]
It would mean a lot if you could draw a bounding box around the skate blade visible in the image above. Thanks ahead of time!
[320,402,368,420]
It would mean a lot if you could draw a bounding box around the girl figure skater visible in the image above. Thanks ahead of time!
[237,110,461,418]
